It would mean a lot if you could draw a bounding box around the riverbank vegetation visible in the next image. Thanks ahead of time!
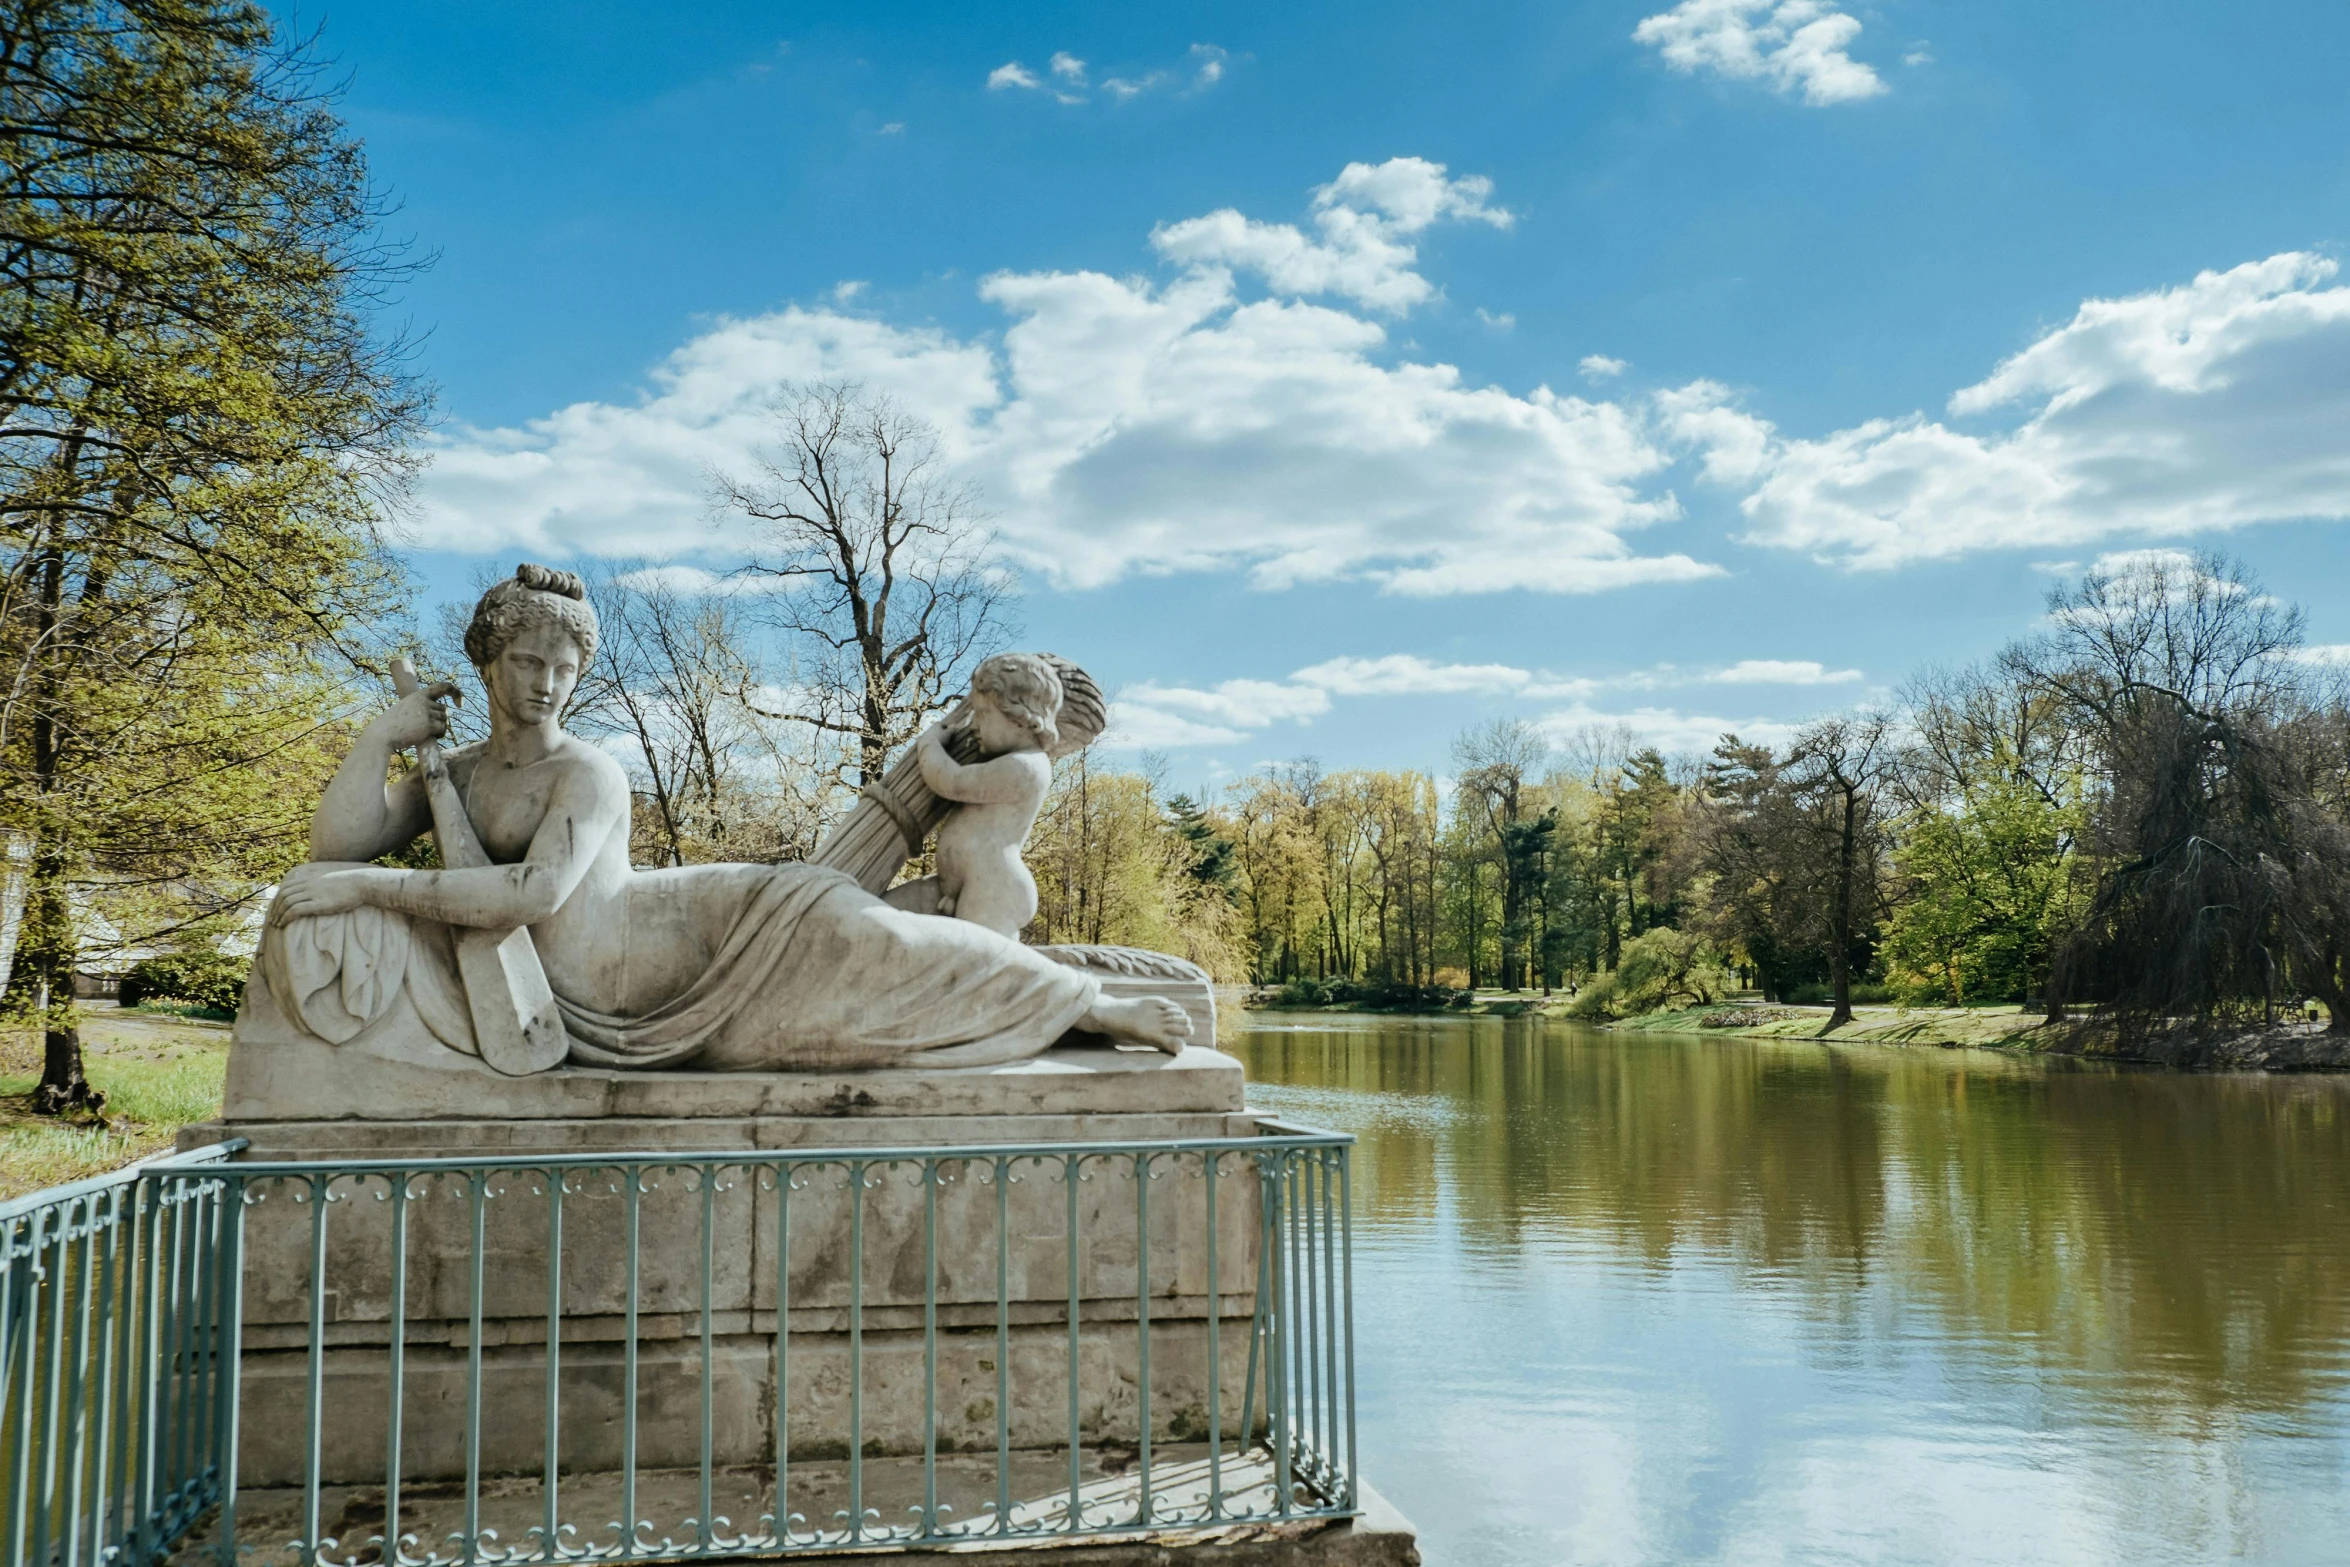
[1041,552,2350,1061]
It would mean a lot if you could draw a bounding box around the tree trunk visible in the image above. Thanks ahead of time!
[2313,940,2350,1034]
[1826,785,1857,1030]
[26,541,99,1115]
[33,1021,101,1115]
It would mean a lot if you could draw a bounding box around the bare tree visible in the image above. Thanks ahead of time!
[567,567,844,866]
[2006,551,2350,1033]
[1781,713,1895,1028]
[710,383,1010,787]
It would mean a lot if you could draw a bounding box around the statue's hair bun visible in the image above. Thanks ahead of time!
[465,563,600,668]
[514,562,586,600]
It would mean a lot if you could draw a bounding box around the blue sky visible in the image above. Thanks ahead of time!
[311,0,2350,786]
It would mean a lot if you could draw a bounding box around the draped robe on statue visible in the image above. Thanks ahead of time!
[256,860,1101,1072]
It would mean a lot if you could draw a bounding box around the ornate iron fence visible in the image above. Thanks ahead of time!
[1,1124,1354,1565]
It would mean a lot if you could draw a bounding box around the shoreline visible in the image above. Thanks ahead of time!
[1240,993,2350,1071]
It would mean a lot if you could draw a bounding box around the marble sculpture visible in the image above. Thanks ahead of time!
[255,564,1194,1075]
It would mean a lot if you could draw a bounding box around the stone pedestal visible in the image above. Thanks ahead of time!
[206,1029,1247,1146]
[185,1043,1275,1498]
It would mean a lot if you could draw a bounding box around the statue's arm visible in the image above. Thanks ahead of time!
[273,750,627,931]
[917,727,1050,805]
[309,683,460,862]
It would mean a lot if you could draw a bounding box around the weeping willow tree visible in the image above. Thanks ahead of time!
[2018,553,2350,1037]
[0,0,427,1109]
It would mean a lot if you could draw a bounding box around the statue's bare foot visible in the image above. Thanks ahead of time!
[1083,994,1192,1054]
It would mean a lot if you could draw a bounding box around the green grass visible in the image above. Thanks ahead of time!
[0,1009,231,1199]
[123,998,237,1023]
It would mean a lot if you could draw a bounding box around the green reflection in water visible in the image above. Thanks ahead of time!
[1236,1013,2350,1564]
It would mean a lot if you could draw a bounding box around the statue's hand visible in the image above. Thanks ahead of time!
[269,869,386,927]
[375,682,461,752]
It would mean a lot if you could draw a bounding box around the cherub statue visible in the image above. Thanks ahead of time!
[885,653,1064,937]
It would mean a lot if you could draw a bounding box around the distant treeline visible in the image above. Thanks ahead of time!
[1023,552,2350,1040]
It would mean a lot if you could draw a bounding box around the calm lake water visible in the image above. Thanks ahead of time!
[1231,1012,2350,1567]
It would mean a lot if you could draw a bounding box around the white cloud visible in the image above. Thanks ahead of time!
[1667,253,2350,569]
[1103,72,1166,100]
[1634,0,1887,106]
[413,310,999,560]
[1100,707,1244,749]
[1653,379,1777,485]
[1103,677,1329,750]
[1709,658,1862,684]
[1536,701,1805,756]
[876,122,905,136]
[1291,654,1534,696]
[1118,678,1333,728]
[1104,654,1542,749]
[1477,308,1516,331]
[987,43,1229,105]
[2086,546,2207,579]
[608,563,733,595]
[414,160,1716,598]
[1151,156,1511,313]
[1580,354,1628,379]
[1099,652,1853,751]
[2297,644,2350,667]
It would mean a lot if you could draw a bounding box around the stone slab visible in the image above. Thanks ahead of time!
[182,1108,1260,1162]
[201,1467,1417,1567]
[217,1036,1247,1125]
[233,1320,1266,1486]
[775,1479,1422,1567]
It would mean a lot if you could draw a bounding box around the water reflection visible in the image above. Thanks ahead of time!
[1237,1014,2350,1567]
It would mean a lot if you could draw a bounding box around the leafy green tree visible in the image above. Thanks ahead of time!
[1883,776,2083,1004]
[1026,753,1239,976]
[1883,671,2088,1005]
[1695,736,1819,1002]
[0,0,426,1109]
[1565,927,1735,1019]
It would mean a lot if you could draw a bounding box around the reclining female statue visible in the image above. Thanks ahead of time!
[258,564,1192,1072]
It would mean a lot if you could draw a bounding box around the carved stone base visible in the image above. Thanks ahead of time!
[199,945,1258,1508]
[221,942,1220,1125]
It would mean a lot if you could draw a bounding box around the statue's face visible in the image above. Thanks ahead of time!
[485,622,583,728]
[970,693,1038,755]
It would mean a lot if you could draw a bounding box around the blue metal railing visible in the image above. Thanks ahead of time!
[1,1141,245,1567]
[1,1123,1354,1566]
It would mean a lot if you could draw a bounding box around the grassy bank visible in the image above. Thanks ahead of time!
[1614,1001,2052,1050]
[1244,984,1574,1020]
[1245,987,2350,1069]
[1614,1000,2350,1069]
[0,1007,232,1199]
